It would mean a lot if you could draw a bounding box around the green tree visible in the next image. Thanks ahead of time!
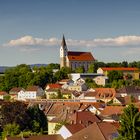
[3,95,11,101]
[2,123,20,139]
[27,105,48,133]
[121,61,128,67]
[116,104,140,140]
[87,63,95,73]
[108,70,123,83]
[54,67,71,81]
[85,78,98,88]
[129,61,137,67]
[75,66,85,73]
[54,120,68,132]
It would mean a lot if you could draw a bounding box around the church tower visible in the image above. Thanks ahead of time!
[60,35,68,68]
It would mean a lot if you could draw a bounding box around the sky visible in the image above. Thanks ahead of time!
[0,0,140,66]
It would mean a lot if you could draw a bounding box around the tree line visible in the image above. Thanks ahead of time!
[0,63,71,92]
[0,61,140,92]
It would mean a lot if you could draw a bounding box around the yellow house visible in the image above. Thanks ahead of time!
[97,67,139,80]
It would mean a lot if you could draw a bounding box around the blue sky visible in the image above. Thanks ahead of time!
[0,0,140,66]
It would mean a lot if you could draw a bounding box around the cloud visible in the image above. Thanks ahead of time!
[3,36,59,47]
[3,35,140,50]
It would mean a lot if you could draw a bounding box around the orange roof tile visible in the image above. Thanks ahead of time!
[68,51,95,61]
[101,106,124,116]
[101,67,139,71]
[47,84,62,89]
[95,88,116,99]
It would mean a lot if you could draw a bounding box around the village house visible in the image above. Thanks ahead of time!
[100,106,124,122]
[18,86,44,100]
[93,75,108,86]
[97,67,139,80]
[82,88,116,103]
[58,124,85,139]
[58,79,74,85]
[46,102,93,135]
[116,86,140,100]
[0,91,7,100]
[9,87,25,100]
[66,122,118,140]
[45,83,62,99]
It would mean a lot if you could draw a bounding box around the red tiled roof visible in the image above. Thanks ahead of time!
[65,124,85,134]
[0,91,7,95]
[101,67,139,71]
[70,111,101,126]
[47,84,62,89]
[67,122,118,140]
[101,106,124,116]
[68,51,95,61]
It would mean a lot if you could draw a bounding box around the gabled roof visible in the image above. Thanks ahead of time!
[69,111,101,126]
[101,106,124,116]
[9,87,24,93]
[100,67,139,71]
[26,86,40,91]
[67,122,118,140]
[47,84,62,89]
[65,124,85,134]
[68,51,95,61]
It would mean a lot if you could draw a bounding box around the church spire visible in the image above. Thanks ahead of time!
[60,35,68,68]
[61,34,67,47]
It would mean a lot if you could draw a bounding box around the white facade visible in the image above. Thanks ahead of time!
[93,76,108,86]
[18,91,37,100]
[18,87,44,100]
[97,68,104,74]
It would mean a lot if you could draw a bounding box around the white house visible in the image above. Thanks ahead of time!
[93,76,108,86]
[18,86,44,100]
[9,87,25,100]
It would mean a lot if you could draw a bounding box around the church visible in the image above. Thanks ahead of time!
[60,35,95,71]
